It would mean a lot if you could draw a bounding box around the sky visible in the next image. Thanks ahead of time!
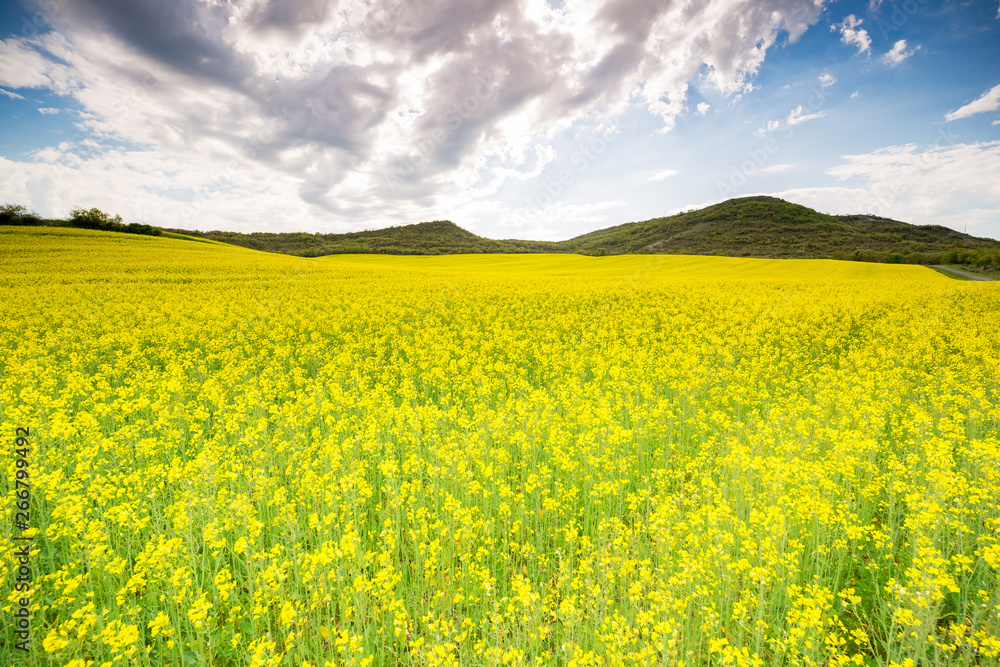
[1,0,999,241]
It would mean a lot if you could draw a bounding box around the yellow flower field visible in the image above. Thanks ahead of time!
[1,226,999,666]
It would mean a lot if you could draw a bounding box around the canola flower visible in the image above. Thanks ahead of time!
[0,226,998,666]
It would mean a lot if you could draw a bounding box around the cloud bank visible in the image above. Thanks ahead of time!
[0,0,831,231]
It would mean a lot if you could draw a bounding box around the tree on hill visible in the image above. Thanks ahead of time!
[2,202,160,236]
[70,206,161,236]
[0,203,42,225]
[71,207,124,230]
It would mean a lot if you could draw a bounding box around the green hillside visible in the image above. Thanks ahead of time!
[560,196,1000,264]
[163,220,560,256]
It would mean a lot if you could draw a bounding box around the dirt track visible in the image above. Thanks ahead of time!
[932,265,995,281]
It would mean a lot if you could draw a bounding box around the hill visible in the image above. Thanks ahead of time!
[163,220,560,256]
[166,197,1000,270]
[559,197,1000,264]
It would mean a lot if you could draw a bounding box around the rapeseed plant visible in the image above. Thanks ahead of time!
[0,227,997,665]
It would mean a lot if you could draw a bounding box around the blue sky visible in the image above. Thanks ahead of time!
[1,0,999,240]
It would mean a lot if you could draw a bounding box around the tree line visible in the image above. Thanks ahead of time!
[0,203,161,237]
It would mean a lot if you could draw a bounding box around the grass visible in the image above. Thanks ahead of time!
[941,264,998,280]
[931,266,976,281]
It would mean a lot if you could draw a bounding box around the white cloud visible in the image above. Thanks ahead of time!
[648,169,679,182]
[759,119,782,135]
[882,40,918,67]
[759,163,795,174]
[0,87,26,100]
[696,102,711,116]
[945,83,1000,121]
[37,107,61,114]
[775,141,1000,239]
[818,72,836,88]
[832,15,871,55]
[500,200,626,241]
[756,104,826,135]
[0,142,324,232]
[786,105,826,127]
[0,36,79,93]
[0,0,832,233]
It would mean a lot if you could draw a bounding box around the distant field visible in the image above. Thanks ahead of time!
[323,252,944,279]
[2,227,998,667]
